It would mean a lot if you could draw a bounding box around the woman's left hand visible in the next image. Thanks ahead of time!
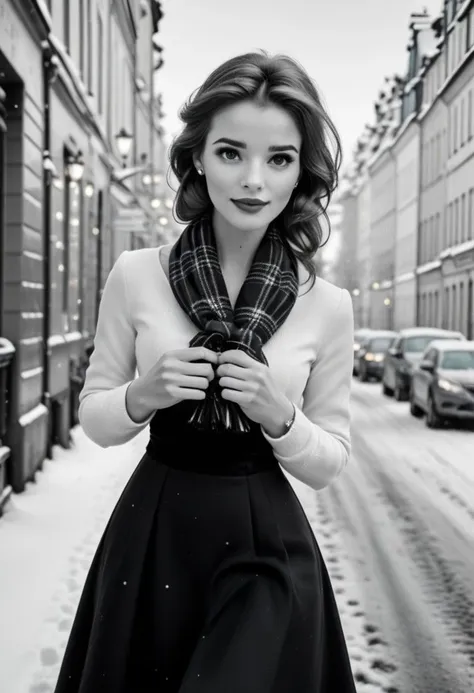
[216,349,293,436]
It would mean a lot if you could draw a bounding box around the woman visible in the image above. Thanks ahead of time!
[54,51,356,692]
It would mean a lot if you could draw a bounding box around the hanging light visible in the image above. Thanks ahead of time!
[66,151,85,182]
[115,127,133,162]
[84,182,95,197]
[164,198,173,209]
[150,198,161,209]
[142,173,152,186]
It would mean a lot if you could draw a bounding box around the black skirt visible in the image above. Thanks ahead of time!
[54,402,356,692]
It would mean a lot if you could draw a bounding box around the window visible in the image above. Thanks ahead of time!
[460,98,465,146]
[468,90,473,141]
[454,198,459,245]
[369,337,394,352]
[404,335,444,353]
[424,348,437,364]
[454,105,458,152]
[437,133,441,177]
[469,188,474,240]
[87,0,93,93]
[447,202,453,247]
[452,285,457,330]
[79,0,85,80]
[441,350,474,369]
[97,11,104,114]
[461,193,466,242]
[444,287,449,329]
[64,0,70,52]
[436,212,441,256]
[469,7,474,49]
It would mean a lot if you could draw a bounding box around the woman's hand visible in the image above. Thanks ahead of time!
[216,350,294,436]
[126,347,218,422]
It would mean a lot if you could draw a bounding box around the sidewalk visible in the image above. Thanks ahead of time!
[0,427,146,693]
[0,426,380,693]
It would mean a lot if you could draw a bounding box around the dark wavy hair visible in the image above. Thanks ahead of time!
[169,50,342,290]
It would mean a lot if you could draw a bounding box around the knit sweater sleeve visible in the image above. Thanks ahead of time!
[78,251,154,447]
[261,288,354,491]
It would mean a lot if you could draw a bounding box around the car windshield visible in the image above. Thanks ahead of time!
[405,335,460,353]
[440,351,474,370]
[369,337,393,352]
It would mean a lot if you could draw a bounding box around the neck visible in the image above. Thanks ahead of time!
[211,209,268,274]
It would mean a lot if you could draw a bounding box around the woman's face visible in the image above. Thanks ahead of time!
[196,100,302,236]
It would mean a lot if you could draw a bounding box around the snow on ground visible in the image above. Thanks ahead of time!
[0,428,145,693]
[1,417,398,693]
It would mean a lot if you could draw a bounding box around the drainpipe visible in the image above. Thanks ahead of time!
[41,43,59,460]
[96,190,103,324]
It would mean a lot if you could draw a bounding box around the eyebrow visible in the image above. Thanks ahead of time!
[212,137,299,153]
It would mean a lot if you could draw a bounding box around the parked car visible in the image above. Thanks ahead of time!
[410,340,474,428]
[355,330,397,382]
[381,327,465,401]
[353,329,373,375]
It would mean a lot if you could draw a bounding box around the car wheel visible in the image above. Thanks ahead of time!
[359,364,368,382]
[382,379,393,396]
[426,393,442,429]
[409,390,423,418]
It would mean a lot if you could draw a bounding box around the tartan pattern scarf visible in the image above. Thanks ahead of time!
[168,214,300,433]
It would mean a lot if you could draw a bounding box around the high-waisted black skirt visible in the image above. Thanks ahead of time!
[54,402,356,692]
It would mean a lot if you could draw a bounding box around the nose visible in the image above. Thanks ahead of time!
[241,161,264,191]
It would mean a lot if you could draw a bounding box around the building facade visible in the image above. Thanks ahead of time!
[0,0,167,510]
[441,1,474,338]
[418,16,447,330]
[368,143,397,330]
[336,0,474,340]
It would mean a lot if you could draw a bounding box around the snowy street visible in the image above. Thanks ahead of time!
[1,381,473,693]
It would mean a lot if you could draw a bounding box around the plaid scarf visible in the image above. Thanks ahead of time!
[168,215,299,433]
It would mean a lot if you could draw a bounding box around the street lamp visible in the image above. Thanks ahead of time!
[66,151,85,182]
[84,182,95,198]
[115,127,133,166]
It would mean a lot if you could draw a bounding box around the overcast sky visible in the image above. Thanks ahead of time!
[157,0,442,165]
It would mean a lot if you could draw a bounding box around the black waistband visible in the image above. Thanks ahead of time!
[145,432,278,477]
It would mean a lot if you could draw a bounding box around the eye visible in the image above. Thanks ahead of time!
[271,154,294,167]
[216,147,240,161]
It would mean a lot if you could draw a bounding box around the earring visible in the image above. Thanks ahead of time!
[197,166,204,176]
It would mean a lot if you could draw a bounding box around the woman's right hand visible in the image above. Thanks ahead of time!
[125,347,219,423]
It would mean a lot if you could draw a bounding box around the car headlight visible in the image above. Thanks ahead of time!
[437,378,465,394]
[353,343,360,351]
[364,353,384,362]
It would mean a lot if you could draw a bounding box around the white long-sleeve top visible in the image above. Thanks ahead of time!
[78,246,354,491]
